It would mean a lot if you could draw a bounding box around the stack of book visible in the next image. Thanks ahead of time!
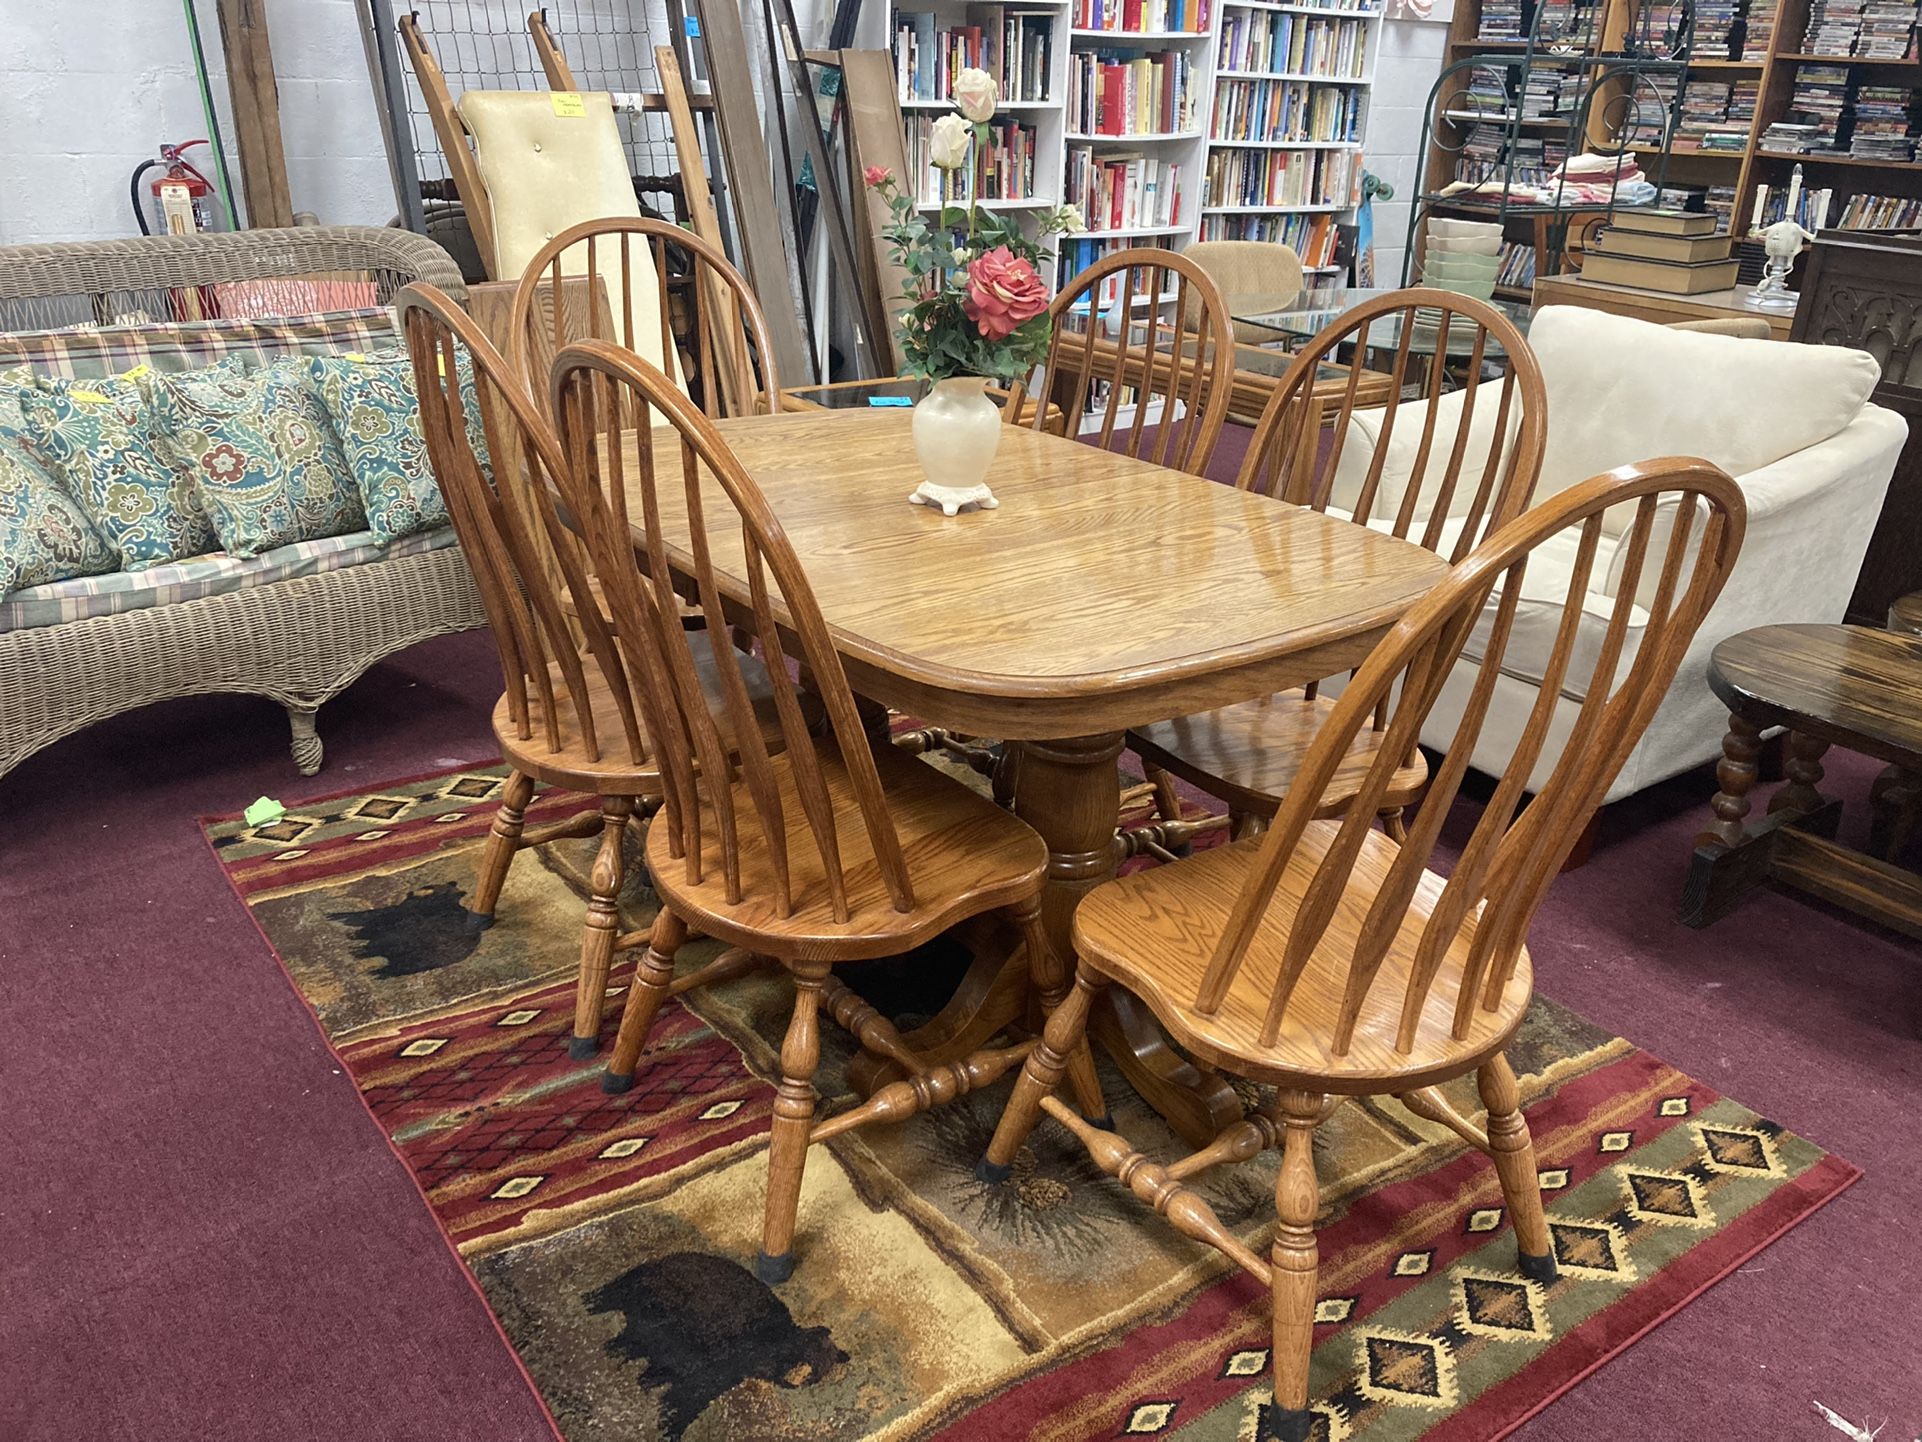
[1802,0,1867,53]
[1784,64,1853,148]
[1631,0,1690,51]
[1695,0,1742,53]
[1522,70,1571,120]
[1838,193,1922,228]
[1510,135,1567,183]
[1626,73,1680,144]
[1758,119,1820,151]
[1477,0,1524,40]
[1534,0,1601,42]
[1065,147,1185,228]
[1211,78,1362,143]
[1849,86,1918,158]
[1739,0,1778,54]
[1069,49,1196,134]
[1073,0,1211,32]
[1855,0,1920,56]
[895,11,1059,105]
[1455,124,1507,184]
[1706,183,1739,231]
[1580,209,1740,293]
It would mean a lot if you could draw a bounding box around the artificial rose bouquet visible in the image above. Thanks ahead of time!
[865,68,1084,385]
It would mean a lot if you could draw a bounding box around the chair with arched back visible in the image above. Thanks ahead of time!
[508,217,780,419]
[979,460,1746,1441]
[397,282,788,1059]
[1128,289,1549,846]
[1005,246,1235,477]
[549,339,1100,1286]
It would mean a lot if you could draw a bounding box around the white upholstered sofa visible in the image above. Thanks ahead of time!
[1328,304,1907,802]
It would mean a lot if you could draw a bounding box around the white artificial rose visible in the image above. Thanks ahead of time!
[928,112,973,171]
[953,67,997,123]
[1055,204,1087,233]
[953,246,971,265]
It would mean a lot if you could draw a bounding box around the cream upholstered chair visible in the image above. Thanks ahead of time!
[1184,240,1308,429]
[1329,304,1905,803]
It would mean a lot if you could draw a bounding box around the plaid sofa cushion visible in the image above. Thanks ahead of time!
[0,308,395,382]
[0,523,458,634]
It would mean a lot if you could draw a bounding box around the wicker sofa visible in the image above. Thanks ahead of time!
[0,226,487,780]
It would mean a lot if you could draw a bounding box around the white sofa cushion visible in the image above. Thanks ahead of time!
[1526,306,1881,514]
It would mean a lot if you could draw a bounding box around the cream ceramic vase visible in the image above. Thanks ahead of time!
[908,376,1002,516]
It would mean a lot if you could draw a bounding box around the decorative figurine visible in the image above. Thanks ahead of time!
[1746,218,1815,312]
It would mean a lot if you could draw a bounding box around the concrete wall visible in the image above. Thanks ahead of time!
[0,0,391,245]
[1366,18,1450,286]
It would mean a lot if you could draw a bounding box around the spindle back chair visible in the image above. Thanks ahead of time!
[1005,247,1234,476]
[1128,289,1548,848]
[510,217,780,420]
[979,460,1746,1441]
[398,282,664,1057]
[551,341,1082,1287]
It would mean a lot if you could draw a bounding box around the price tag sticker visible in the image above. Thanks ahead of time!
[550,91,586,118]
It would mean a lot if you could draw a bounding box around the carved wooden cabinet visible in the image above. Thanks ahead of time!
[1791,229,1922,627]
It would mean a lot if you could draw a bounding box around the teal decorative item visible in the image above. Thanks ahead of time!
[152,358,366,559]
[0,427,118,597]
[307,351,451,546]
[19,372,219,569]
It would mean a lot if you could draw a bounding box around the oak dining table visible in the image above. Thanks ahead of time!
[619,406,1447,1146]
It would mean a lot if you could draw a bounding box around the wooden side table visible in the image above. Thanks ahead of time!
[1680,624,1922,941]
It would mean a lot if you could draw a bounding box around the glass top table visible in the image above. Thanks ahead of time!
[1229,286,1534,357]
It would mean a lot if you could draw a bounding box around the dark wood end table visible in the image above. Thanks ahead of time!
[1680,623,1922,942]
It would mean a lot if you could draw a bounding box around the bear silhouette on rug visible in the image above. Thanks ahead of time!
[585,1251,847,1436]
[329,881,482,979]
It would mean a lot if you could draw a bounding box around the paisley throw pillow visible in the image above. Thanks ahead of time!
[18,370,219,569]
[307,351,451,546]
[0,427,117,597]
[151,358,366,558]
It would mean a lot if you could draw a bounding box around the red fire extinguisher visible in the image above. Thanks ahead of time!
[132,140,227,236]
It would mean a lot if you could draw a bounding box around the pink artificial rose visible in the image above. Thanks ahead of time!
[963,246,1049,342]
[863,165,893,188]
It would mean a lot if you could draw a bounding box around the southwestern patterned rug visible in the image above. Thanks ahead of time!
[204,759,1858,1442]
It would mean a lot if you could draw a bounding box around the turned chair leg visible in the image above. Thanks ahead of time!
[759,965,827,1284]
[1011,900,1108,1127]
[1265,1089,1326,1442]
[1478,1053,1556,1282]
[602,909,689,1093]
[1378,806,1408,843]
[466,770,536,931]
[572,795,636,1059]
[978,968,1109,1182]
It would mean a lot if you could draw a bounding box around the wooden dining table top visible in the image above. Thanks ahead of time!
[621,407,1447,738]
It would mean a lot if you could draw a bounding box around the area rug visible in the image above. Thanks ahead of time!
[204,759,1859,1442]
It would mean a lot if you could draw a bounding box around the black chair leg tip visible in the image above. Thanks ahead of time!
[1518,1249,1558,1283]
[601,1070,634,1096]
[1260,1403,1314,1442]
[461,908,497,933]
[1087,1113,1115,1132]
[568,1035,600,1061]
[974,1156,1012,1185]
[755,1250,795,1285]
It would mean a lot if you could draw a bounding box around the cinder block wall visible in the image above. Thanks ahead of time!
[0,0,391,245]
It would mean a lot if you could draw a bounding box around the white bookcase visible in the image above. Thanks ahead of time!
[867,0,1380,300]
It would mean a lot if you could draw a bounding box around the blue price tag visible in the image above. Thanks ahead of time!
[683,15,700,35]
[868,396,913,407]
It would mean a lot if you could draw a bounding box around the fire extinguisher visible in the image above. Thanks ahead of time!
[131,140,227,236]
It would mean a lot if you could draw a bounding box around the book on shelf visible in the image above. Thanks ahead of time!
[1610,207,1719,236]
[1211,77,1363,142]
[1589,226,1734,262]
[1215,10,1370,77]
[1198,208,1341,264]
[895,8,1060,104]
[1068,48,1196,133]
[1751,181,1837,230]
[1066,146,1186,227]
[906,116,1041,205]
[1496,238,1536,288]
[1849,86,1918,161]
[1579,251,1742,292]
[1072,0,1212,32]
[1055,236,1179,311]
[1837,193,1922,229]
[1202,145,1358,207]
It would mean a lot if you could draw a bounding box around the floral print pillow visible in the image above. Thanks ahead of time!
[1,367,40,427]
[0,426,117,597]
[306,351,451,546]
[150,358,366,559]
[18,370,219,569]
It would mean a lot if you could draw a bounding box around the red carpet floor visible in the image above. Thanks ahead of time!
[4,638,1918,1439]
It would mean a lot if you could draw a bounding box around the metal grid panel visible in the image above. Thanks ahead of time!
[396,1,681,192]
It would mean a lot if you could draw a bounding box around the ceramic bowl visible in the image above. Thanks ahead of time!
[1424,275,1499,302]
[1425,233,1503,256]
[1423,252,1502,282]
[1426,217,1504,240]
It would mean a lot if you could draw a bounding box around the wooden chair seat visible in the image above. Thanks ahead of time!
[1131,692,1430,820]
[492,632,786,794]
[1074,827,1530,1092]
[648,739,1047,962]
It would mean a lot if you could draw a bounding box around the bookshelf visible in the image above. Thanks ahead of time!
[875,0,1380,305]
[1410,0,1922,298]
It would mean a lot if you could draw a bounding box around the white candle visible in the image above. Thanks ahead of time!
[1785,164,1804,226]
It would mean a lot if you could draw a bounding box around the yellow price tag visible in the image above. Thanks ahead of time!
[550,91,586,118]
[69,388,109,404]
[119,363,152,381]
